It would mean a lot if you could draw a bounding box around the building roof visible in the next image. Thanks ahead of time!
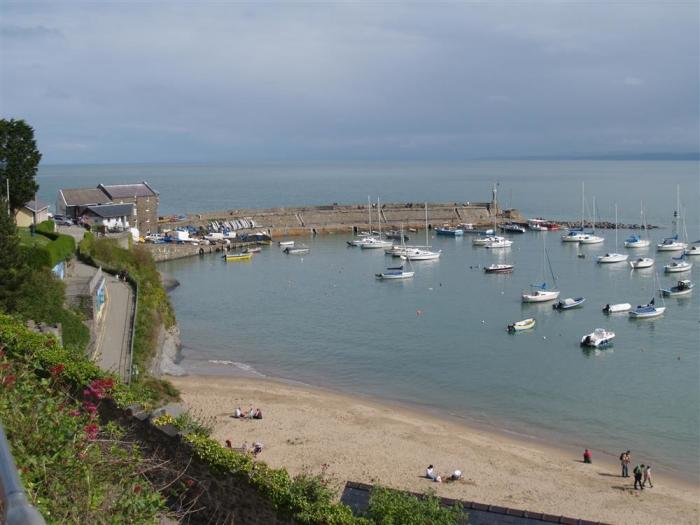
[98,182,158,199]
[23,199,49,212]
[60,188,111,206]
[85,203,134,218]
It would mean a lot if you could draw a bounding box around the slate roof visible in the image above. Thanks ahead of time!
[61,188,111,206]
[98,182,158,199]
[85,203,134,218]
[23,199,49,212]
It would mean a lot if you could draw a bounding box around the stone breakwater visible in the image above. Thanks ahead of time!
[159,201,509,236]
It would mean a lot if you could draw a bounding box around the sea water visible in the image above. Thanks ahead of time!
[38,161,700,480]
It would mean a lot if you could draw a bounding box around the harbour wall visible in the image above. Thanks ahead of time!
[160,201,506,235]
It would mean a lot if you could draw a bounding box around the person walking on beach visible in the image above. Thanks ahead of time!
[633,464,645,490]
[643,465,653,488]
[620,450,630,477]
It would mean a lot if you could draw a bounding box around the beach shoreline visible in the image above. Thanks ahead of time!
[170,373,699,525]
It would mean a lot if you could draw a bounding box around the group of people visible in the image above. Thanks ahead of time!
[234,406,263,419]
[225,439,264,457]
[620,451,653,489]
[425,465,462,484]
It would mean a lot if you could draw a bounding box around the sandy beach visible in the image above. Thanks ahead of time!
[171,375,699,525]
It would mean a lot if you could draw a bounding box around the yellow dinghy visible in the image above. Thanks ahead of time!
[224,253,253,262]
[507,318,536,333]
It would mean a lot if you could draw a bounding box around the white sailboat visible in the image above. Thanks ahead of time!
[624,201,651,248]
[629,272,666,318]
[629,257,654,269]
[597,204,628,263]
[522,235,560,303]
[657,185,688,252]
[359,197,393,249]
[401,203,441,261]
[562,182,587,242]
[377,226,415,279]
[579,196,604,244]
[664,255,693,273]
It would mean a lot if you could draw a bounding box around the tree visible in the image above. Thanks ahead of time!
[0,198,29,311]
[0,119,41,213]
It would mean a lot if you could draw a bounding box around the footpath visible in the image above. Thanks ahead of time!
[95,273,134,380]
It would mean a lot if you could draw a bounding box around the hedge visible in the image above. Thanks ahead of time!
[24,221,76,268]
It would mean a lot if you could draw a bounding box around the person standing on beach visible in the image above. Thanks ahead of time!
[620,450,630,477]
[633,464,645,490]
[643,465,653,488]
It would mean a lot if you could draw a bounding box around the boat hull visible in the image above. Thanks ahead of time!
[629,258,654,269]
[522,290,560,303]
[603,303,631,314]
[597,253,629,263]
[664,263,692,273]
[629,307,665,318]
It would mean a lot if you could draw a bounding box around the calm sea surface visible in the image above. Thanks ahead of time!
[39,161,700,480]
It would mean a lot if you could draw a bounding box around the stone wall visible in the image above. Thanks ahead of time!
[101,401,294,525]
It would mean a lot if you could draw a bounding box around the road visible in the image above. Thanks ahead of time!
[95,274,134,381]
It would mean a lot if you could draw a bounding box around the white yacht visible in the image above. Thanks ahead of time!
[580,328,615,348]
[629,257,654,269]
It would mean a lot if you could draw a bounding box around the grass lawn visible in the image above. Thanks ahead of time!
[18,227,51,247]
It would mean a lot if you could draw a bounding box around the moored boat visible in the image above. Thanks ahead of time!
[603,303,631,314]
[375,265,414,280]
[664,256,692,273]
[499,223,526,234]
[580,328,615,348]
[435,226,464,236]
[553,297,585,310]
[484,238,513,249]
[224,253,253,262]
[278,240,295,247]
[660,280,693,297]
[624,235,650,248]
[283,246,310,255]
[507,318,536,332]
[657,235,687,252]
[522,285,560,303]
[484,264,514,274]
[528,219,548,231]
[629,299,666,319]
[684,242,700,256]
[597,253,628,263]
[629,257,654,269]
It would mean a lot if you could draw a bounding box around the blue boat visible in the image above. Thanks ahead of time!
[553,297,585,310]
[435,227,464,237]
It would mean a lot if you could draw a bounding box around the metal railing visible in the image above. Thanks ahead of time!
[0,423,46,525]
[124,275,138,385]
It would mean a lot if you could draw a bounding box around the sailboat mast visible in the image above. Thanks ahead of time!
[581,182,585,230]
[615,203,618,248]
[377,197,382,239]
[425,202,429,247]
[367,196,372,235]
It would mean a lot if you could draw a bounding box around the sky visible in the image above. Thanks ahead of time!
[1,1,698,164]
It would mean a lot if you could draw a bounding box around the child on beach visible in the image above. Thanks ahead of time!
[583,449,592,464]
[643,465,653,488]
[234,407,242,418]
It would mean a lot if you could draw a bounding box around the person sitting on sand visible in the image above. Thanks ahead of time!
[583,448,592,464]
[234,407,242,418]
[252,442,264,457]
[247,406,255,419]
[426,465,436,481]
[253,408,263,419]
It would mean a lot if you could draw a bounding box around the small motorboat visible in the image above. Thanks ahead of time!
[375,265,414,280]
[581,328,615,348]
[664,256,692,273]
[435,226,464,237]
[484,238,513,249]
[579,234,605,244]
[224,253,253,262]
[473,234,503,246]
[660,280,694,297]
[500,223,526,234]
[278,240,295,247]
[385,230,409,241]
[507,318,536,333]
[553,297,585,310]
[400,249,441,261]
[484,264,514,274]
[283,246,310,255]
[597,253,629,264]
[561,229,586,242]
[243,246,262,254]
[628,299,666,319]
[629,257,654,269]
[603,303,631,314]
[528,219,548,231]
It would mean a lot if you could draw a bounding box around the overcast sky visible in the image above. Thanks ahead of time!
[1,1,698,164]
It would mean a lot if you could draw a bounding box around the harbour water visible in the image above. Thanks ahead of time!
[39,161,700,481]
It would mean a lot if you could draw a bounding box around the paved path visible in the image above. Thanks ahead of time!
[96,274,134,381]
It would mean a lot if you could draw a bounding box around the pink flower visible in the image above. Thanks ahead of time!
[83,423,99,440]
[82,401,98,416]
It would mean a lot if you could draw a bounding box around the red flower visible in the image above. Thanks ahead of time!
[83,423,100,440]
[49,364,65,378]
[2,375,16,387]
[82,401,97,416]
[185,478,195,487]
[133,484,142,494]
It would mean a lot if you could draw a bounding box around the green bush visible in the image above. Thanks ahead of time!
[36,219,55,234]
[24,227,75,268]
[0,314,168,523]
[367,487,466,525]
